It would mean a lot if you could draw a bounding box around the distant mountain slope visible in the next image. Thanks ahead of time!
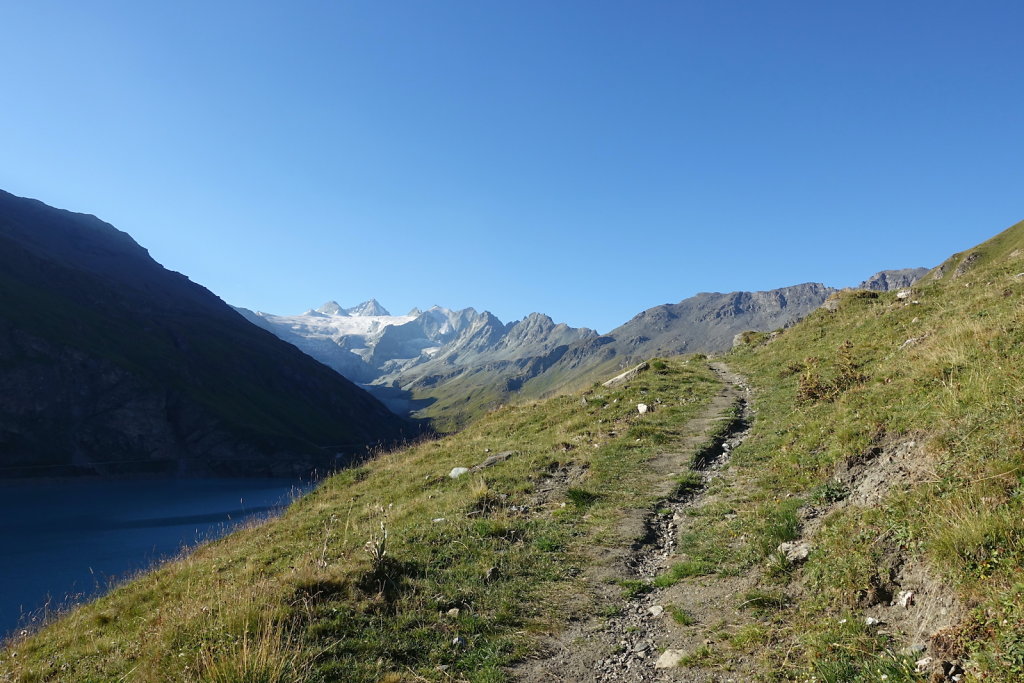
[858,267,929,291]
[608,282,837,356]
[0,190,407,477]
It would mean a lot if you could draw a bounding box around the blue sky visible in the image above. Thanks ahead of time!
[1,2,1021,333]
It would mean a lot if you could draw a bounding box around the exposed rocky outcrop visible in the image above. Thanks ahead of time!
[607,283,836,356]
[858,268,929,291]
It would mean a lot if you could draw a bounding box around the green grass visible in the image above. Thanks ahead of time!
[668,605,696,626]
[565,487,600,508]
[654,560,715,587]
[10,220,1024,680]
[719,219,1024,676]
[0,357,721,682]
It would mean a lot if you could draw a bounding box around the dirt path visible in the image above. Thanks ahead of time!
[514,362,757,682]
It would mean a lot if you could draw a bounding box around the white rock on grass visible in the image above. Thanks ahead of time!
[449,467,470,479]
[637,403,649,414]
[777,541,811,563]
[648,605,664,618]
[655,649,686,669]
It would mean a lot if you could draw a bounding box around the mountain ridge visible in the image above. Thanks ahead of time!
[244,277,900,427]
[0,190,409,477]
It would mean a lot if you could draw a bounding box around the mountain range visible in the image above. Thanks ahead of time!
[13,213,1024,680]
[0,187,929,470]
[241,270,926,429]
[0,190,408,477]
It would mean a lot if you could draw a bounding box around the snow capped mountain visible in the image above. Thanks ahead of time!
[313,299,392,317]
[344,299,391,317]
[233,301,599,415]
[234,303,420,383]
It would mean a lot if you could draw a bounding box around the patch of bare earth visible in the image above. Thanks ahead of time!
[512,363,761,682]
[792,436,968,680]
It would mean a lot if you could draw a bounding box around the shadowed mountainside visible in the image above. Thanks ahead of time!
[0,190,408,477]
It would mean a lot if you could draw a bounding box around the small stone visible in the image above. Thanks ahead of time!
[432,517,446,523]
[865,616,881,627]
[472,451,516,471]
[777,541,811,563]
[448,467,469,479]
[655,649,685,669]
[915,656,934,672]
[447,608,460,618]
[648,606,664,618]
[898,590,916,608]
[896,289,912,300]
[637,403,649,414]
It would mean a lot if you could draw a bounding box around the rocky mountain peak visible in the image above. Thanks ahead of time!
[346,299,391,317]
[316,301,347,316]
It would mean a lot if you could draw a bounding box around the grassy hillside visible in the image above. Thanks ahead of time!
[714,220,1024,679]
[0,358,721,681]
[409,352,625,434]
[5,217,1024,681]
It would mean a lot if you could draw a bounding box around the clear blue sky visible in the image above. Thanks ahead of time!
[1,2,1021,333]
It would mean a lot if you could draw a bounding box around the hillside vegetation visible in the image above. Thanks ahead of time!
[4,219,1024,681]
[0,359,721,681]
[717,220,1024,679]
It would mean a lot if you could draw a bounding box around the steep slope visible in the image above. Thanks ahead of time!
[698,219,1024,679]
[5,219,1019,680]
[0,357,724,680]
[0,190,407,477]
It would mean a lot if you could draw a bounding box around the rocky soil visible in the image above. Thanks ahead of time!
[514,363,758,682]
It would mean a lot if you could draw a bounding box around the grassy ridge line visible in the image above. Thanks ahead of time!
[408,355,625,434]
[716,221,1024,679]
[1,357,721,682]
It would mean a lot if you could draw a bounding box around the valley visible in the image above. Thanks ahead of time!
[3,4,1019,680]
[0,189,1020,682]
